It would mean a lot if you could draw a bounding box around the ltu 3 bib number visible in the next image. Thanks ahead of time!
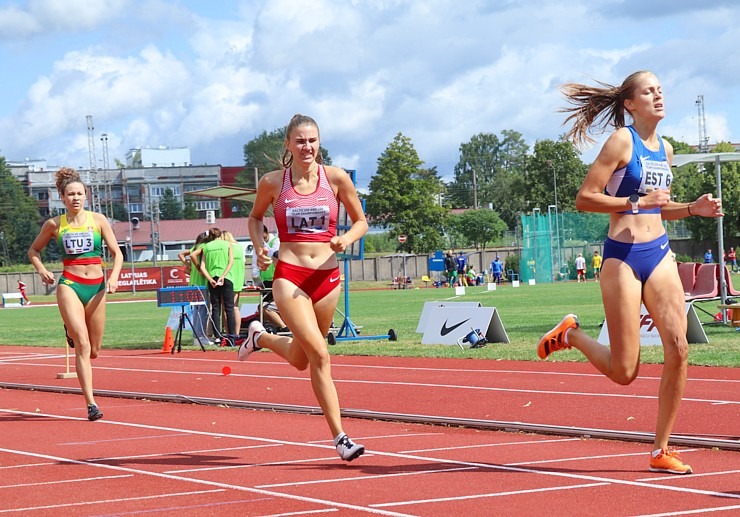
[62,230,95,254]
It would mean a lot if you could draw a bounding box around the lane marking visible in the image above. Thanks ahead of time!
[371,482,610,508]
[0,445,414,517]
[0,489,228,514]
[1,408,739,506]
[401,437,580,454]
[0,474,132,490]
[631,504,740,517]
[258,466,478,489]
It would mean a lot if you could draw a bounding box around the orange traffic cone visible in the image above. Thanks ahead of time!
[162,326,174,353]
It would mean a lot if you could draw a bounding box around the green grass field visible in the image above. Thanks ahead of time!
[1,281,738,366]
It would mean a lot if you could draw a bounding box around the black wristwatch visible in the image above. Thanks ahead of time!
[629,194,640,214]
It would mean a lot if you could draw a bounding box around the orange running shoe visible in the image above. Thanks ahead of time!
[649,448,693,474]
[537,314,578,360]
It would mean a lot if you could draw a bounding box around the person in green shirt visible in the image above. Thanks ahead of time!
[222,231,246,335]
[192,228,235,342]
[178,231,210,345]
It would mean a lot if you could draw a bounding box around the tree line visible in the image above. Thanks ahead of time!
[0,129,737,265]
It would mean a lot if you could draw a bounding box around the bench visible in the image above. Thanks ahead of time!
[2,292,24,308]
[717,304,740,327]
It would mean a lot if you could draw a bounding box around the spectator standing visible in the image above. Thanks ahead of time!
[194,228,235,343]
[575,253,587,282]
[704,249,713,263]
[444,250,457,287]
[592,251,602,282]
[491,256,503,285]
[223,231,246,336]
[456,251,468,286]
[252,225,280,288]
[728,247,737,273]
[178,232,210,345]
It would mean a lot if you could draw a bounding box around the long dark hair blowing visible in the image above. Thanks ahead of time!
[281,114,324,169]
[560,70,653,149]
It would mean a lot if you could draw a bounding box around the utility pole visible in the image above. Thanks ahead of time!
[695,95,709,153]
[86,115,101,213]
[100,133,113,219]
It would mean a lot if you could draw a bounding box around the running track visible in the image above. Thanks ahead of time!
[1,346,739,516]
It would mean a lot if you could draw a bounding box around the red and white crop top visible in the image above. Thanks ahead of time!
[274,166,338,243]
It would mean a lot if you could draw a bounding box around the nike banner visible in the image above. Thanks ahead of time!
[598,302,708,345]
[420,306,510,345]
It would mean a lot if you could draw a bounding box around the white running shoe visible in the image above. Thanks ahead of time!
[335,433,365,462]
[238,320,264,361]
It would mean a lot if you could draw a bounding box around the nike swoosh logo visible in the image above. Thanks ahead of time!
[285,198,297,203]
[440,318,470,336]
[660,242,669,250]
[330,275,340,283]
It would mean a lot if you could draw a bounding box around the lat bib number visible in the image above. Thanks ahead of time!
[286,206,330,234]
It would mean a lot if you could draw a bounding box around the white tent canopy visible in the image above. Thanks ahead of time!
[672,152,739,307]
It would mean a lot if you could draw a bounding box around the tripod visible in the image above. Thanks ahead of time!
[173,305,207,353]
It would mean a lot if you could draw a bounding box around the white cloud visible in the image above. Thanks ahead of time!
[0,0,127,39]
[0,0,739,188]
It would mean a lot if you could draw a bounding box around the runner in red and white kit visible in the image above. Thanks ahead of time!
[240,114,368,462]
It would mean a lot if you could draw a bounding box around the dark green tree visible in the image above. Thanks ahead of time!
[112,203,128,222]
[366,133,448,254]
[672,140,739,245]
[0,157,44,265]
[526,138,588,214]
[447,130,529,229]
[158,188,183,220]
[447,209,507,250]
[183,202,198,220]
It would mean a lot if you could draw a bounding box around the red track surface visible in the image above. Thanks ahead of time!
[1,345,739,516]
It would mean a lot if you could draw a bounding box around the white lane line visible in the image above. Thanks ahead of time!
[94,443,284,462]
[10,358,740,406]
[371,482,610,508]
[636,469,740,482]
[508,449,699,467]
[630,504,740,517]
[1,407,738,505]
[258,466,477,489]
[0,446,414,517]
[0,462,55,470]
[166,454,348,474]
[0,474,132,490]
[9,363,738,405]
[60,433,184,446]
[0,489,227,514]
[401,437,580,453]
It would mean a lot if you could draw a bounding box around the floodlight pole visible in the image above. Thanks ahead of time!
[547,160,563,273]
[715,155,728,311]
[127,205,136,295]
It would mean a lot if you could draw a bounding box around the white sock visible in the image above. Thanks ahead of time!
[564,328,573,345]
[652,449,663,458]
[334,432,346,446]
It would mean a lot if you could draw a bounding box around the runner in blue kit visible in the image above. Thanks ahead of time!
[537,71,723,474]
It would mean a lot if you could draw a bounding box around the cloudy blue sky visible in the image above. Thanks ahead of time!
[1,0,738,189]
